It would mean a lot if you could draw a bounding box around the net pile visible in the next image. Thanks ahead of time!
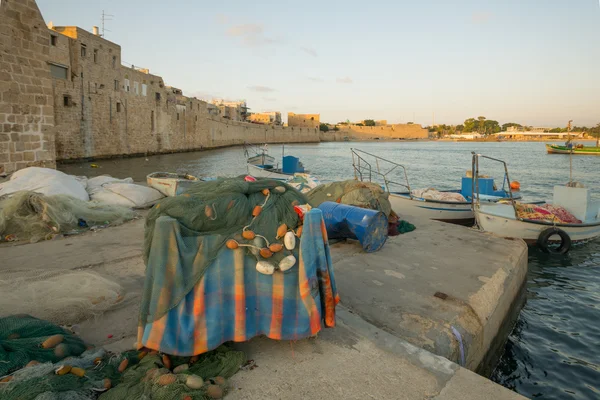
[0,315,87,377]
[0,315,245,400]
[306,180,392,217]
[142,177,307,326]
[0,271,126,326]
[0,191,136,243]
[98,346,246,400]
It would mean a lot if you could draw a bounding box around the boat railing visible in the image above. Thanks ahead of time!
[471,152,519,220]
[351,148,412,196]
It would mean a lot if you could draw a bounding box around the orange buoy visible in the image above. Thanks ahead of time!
[259,248,273,258]
[510,181,520,191]
[242,230,255,240]
[226,240,239,250]
[252,205,262,217]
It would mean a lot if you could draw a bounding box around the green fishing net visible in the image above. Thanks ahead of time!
[0,315,87,376]
[142,177,308,325]
[0,316,245,400]
[0,191,136,243]
[306,180,392,216]
[98,346,246,400]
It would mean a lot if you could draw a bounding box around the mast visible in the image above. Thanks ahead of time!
[568,120,573,184]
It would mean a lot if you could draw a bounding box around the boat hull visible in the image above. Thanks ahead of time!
[546,144,600,155]
[475,207,600,243]
[247,163,292,180]
[147,173,199,197]
[389,193,474,225]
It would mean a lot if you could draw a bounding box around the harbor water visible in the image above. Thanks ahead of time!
[60,141,600,399]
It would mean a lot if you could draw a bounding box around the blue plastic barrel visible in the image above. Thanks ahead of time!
[317,202,388,253]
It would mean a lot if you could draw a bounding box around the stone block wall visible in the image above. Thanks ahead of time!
[0,0,56,174]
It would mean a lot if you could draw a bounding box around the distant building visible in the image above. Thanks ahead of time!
[249,111,282,125]
[288,113,320,128]
[506,126,551,133]
[210,99,249,121]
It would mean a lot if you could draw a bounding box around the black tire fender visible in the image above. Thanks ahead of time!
[537,227,571,254]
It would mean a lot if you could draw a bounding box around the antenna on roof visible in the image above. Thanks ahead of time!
[101,10,114,38]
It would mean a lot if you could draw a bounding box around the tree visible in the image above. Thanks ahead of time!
[456,124,464,132]
[483,120,501,135]
[463,118,476,132]
[364,119,376,126]
[477,116,486,134]
[356,123,364,126]
[319,123,329,132]
[333,125,340,132]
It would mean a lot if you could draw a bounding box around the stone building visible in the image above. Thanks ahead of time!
[210,99,249,122]
[249,111,282,125]
[288,113,320,128]
[0,0,320,174]
[0,0,56,174]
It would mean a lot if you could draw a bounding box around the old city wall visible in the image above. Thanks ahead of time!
[321,124,429,141]
[207,116,319,148]
[46,27,320,162]
[341,124,428,139]
[0,0,56,174]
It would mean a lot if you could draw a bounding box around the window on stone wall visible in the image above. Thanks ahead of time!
[151,111,155,130]
[50,35,58,46]
[177,113,180,121]
[81,44,87,58]
[93,49,98,63]
[134,81,139,95]
[114,80,119,91]
[116,102,122,112]
[142,84,147,96]
[63,95,72,107]
[50,64,68,80]
[112,56,117,69]
[155,92,161,101]
[124,79,130,92]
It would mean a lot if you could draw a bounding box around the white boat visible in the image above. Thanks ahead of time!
[245,144,307,181]
[388,193,474,225]
[472,153,600,253]
[351,148,519,226]
[146,172,200,197]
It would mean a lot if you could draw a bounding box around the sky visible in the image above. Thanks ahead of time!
[37,0,600,127]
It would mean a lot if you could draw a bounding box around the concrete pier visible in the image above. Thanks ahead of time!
[1,213,528,398]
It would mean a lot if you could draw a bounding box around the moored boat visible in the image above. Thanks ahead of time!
[546,144,600,155]
[146,172,200,197]
[472,153,600,253]
[246,144,307,180]
[351,148,520,226]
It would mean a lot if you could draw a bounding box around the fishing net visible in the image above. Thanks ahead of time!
[306,180,392,216]
[142,177,307,326]
[0,271,126,326]
[98,346,246,400]
[0,191,136,243]
[0,315,245,399]
[0,315,88,377]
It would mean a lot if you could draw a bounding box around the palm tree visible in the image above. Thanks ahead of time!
[595,123,600,148]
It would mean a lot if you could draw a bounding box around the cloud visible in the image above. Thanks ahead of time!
[472,12,492,24]
[263,97,277,102]
[307,77,324,83]
[336,77,353,84]
[248,85,275,93]
[300,46,318,57]
[226,23,279,47]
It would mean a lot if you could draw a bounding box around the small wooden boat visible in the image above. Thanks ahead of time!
[351,148,519,226]
[546,144,600,155]
[146,172,200,197]
[472,153,600,253]
[246,144,307,180]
